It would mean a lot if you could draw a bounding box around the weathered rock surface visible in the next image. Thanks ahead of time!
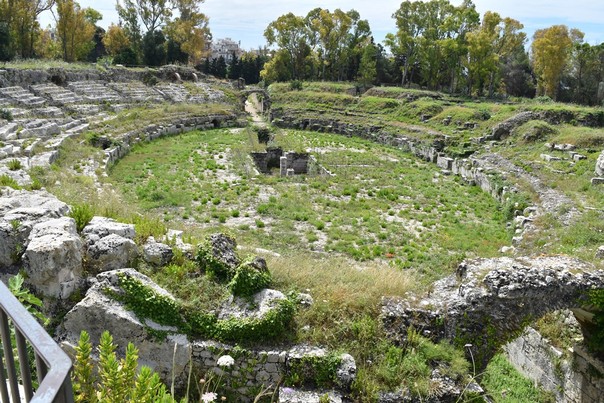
[86,233,138,272]
[278,388,344,403]
[219,288,286,320]
[143,236,173,266]
[491,111,536,140]
[22,217,83,299]
[204,232,241,271]
[596,150,604,176]
[82,216,135,244]
[0,189,69,268]
[381,256,604,369]
[59,269,190,386]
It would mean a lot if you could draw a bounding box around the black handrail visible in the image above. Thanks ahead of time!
[0,280,73,403]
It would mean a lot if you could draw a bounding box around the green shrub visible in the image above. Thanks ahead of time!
[9,274,47,325]
[131,215,166,244]
[72,330,175,402]
[289,80,303,91]
[196,235,237,280]
[7,159,22,171]
[0,108,13,121]
[69,203,95,232]
[0,174,20,189]
[285,352,343,388]
[228,259,272,297]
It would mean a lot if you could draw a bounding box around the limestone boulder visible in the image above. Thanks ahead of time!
[22,217,83,299]
[0,189,69,268]
[204,233,240,271]
[596,150,604,176]
[59,269,190,388]
[142,237,173,266]
[87,233,138,272]
[0,188,68,217]
[82,216,135,245]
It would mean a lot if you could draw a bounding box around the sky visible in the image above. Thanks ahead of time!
[40,0,604,51]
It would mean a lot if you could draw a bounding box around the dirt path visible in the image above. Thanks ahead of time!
[244,93,267,128]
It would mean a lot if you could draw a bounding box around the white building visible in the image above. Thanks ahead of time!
[210,38,243,61]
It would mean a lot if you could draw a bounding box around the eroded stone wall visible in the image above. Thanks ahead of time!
[505,327,604,403]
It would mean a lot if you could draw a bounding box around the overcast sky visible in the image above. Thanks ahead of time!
[40,0,604,50]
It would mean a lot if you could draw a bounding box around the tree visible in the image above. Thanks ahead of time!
[55,0,97,62]
[531,25,576,99]
[385,0,422,86]
[116,0,143,62]
[264,13,309,80]
[305,8,353,80]
[164,0,210,64]
[103,23,130,56]
[465,11,524,96]
[260,49,293,83]
[0,21,12,61]
[386,0,478,90]
[142,29,166,66]
[357,39,377,86]
[228,52,242,79]
[213,55,227,78]
[5,0,55,58]
[501,43,535,98]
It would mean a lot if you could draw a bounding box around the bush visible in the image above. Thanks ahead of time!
[69,203,95,232]
[196,234,238,281]
[228,259,272,297]
[289,80,303,91]
[0,108,13,121]
[73,330,175,402]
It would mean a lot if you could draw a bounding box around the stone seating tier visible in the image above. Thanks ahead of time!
[30,83,84,105]
[0,86,46,106]
[108,82,165,103]
[67,81,121,103]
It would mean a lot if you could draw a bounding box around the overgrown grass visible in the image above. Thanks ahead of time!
[482,354,556,402]
[108,127,510,282]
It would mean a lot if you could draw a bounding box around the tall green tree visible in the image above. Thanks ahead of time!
[385,0,423,86]
[264,12,309,80]
[55,0,97,61]
[531,25,578,99]
[466,11,525,96]
[357,39,377,85]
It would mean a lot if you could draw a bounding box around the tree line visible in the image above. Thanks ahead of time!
[261,0,604,105]
[0,0,603,103]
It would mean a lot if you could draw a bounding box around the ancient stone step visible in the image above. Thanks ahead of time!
[0,122,18,141]
[30,83,83,105]
[154,83,189,102]
[32,106,64,118]
[67,81,121,103]
[29,150,59,167]
[18,119,60,139]
[108,81,164,103]
[0,86,46,107]
[66,104,102,116]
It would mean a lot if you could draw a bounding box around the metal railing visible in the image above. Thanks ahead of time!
[0,280,73,403]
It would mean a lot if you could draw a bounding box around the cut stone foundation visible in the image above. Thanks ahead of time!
[250,147,330,176]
